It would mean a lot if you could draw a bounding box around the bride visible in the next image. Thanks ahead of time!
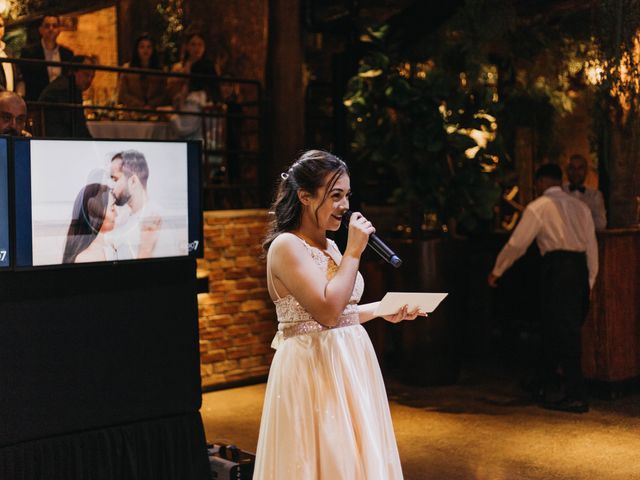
[254,150,424,479]
[62,183,118,263]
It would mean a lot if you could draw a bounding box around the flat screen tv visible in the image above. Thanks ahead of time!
[13,139,202,268]
[0,136,9,268]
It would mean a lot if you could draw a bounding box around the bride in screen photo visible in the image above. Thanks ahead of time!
[62,183,119,263]
[62,182,164,264]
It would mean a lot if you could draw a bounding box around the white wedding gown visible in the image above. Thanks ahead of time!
[253,238,403,480]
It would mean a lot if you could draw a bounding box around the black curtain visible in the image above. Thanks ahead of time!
[0,258,209,479]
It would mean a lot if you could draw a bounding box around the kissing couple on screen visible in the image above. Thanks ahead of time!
[62,150,180,263]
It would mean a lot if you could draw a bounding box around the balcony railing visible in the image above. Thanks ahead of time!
[2,57,266,210]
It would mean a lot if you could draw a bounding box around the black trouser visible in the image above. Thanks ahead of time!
[540,250,590,400]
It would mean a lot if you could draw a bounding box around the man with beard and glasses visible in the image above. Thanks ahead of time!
[108,149,186,260]
[0,91,29,136]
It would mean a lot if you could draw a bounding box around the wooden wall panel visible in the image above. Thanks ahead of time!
[582,229,640,382]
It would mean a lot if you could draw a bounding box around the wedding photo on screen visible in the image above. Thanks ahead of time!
[0,137,9,269]
[17,139,198,267]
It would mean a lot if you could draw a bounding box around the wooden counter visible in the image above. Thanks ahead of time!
[582,228,640,385]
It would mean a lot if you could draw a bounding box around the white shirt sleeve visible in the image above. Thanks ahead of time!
[584,214,599,289]
[492,206,542,278]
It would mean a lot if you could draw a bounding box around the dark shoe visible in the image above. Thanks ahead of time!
[542,397,589,413]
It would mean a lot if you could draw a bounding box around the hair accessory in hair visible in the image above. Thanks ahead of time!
[280,172,289,180]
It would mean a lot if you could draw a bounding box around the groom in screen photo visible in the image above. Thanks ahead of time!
[108,149,184,260]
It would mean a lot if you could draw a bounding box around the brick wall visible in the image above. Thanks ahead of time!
[197,209,276,388]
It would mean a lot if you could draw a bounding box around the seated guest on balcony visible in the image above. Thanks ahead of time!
[39,54,95,138]
[19,15,74,101]
[117,33,166,109]
[167,32,220,102]
[0,91,29,136]
[169,59,217,140]
[0,16,18,93]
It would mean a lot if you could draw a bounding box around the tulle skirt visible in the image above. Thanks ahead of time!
[253,324,403,480]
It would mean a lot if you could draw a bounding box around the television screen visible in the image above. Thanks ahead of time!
[0,137,9,268]
[14,139,202,268]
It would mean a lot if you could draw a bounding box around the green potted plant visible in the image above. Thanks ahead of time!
[342,21,509,384]
[344,23,506,236]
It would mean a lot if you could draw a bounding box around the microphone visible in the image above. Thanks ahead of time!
[342,210,403,268]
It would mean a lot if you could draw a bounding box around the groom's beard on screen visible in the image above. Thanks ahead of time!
[114,189,131,207]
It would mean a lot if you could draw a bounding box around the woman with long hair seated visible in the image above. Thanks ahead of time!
[167,32,221,102]
[169,58,218,140]
[117,33,167,109]
[62,183,117,263]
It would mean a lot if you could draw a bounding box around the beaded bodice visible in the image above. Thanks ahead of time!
[270,238,364,346]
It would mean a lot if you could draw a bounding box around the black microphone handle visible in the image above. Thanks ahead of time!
[369,234,403,268]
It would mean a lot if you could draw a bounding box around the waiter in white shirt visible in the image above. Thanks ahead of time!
[563,154,607,230]
[488,164,598,413]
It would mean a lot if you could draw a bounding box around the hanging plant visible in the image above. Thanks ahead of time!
[3,0,100,19]
[4,0,44,19]
[156,0,185,66]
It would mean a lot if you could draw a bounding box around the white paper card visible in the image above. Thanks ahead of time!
[374,292,448,317]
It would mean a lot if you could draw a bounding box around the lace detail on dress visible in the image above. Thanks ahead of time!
[270,238,364,349]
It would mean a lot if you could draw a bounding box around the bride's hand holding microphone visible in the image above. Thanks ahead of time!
[344,211,376,259]
[341,211,427,325]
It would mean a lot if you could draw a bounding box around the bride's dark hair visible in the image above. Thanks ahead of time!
[262,150,348,251]
[62,183,111,263]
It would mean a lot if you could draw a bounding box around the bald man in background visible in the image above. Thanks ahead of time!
[563,154,607,230]
[0,90,29,136]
